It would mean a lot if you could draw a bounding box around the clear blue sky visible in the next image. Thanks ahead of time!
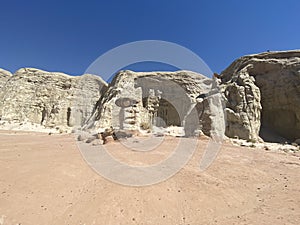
[1,0,299,77]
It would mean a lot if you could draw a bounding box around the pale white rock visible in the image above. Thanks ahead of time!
[220,50,300,142]
[0,68,12,89]
[0,68,107,131]
[90,70,226,138]
[231,138,299,153]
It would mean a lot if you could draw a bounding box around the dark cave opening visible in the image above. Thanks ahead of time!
[252,68,300,143]
[259,108,299,143]
[156,99,181,127]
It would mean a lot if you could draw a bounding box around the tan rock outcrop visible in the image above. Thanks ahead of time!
[0,68,107,131]
[91,70,226,138]
[0,68,12,89]
[220,50,300,142]
[3,50,299,143]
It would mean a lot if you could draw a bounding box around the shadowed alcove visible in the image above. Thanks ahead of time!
[156,98,180,127]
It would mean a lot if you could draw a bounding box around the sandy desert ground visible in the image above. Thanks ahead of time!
[0,130,300,225]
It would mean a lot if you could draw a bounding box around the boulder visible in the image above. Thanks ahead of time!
[85,136,97,143]
[91,139,104,146]
[294,139,300,145]
[114,130,133,139]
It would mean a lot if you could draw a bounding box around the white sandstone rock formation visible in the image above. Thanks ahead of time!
[0,68,107,132]
[220,50,300,142]
[0,68,12,89]
[2,50,299,143]
[90,70,226,138]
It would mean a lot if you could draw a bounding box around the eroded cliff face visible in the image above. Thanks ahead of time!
[1,50,299,142]
[220,50,300,142]
[91,70,226,138]
[0,68,226,138]
[0,68,107,131]
[0,68,12,89]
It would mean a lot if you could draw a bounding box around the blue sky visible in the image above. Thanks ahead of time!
[1,0,299,78]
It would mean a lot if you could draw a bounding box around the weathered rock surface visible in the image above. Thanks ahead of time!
[0,68,107,131]
[220,50,300,142]
[91,70,226,138]
[0,68,12,89]
[2,50,299,143]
